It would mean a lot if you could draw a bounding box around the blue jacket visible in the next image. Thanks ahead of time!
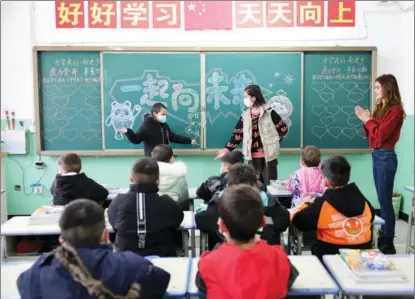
[17,245,170,299]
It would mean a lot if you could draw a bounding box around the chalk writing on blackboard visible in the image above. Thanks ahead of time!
[107,70,201,141]
[309,54,369,141]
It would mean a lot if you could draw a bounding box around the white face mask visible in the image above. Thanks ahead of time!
[244,97,253,108]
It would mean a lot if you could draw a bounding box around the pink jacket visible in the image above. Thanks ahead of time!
[288,167,324,207]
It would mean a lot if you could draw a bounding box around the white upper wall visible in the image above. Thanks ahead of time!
[1,1,413,119]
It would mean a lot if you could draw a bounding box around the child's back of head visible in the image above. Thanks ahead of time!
[131,157,160,185]
[58,153,82,174]
[220,150,244,173]
[152,144,174,163]
[321,155,351,188]
[226,163,257,187]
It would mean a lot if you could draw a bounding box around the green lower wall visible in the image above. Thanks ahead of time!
[3,117,414,215]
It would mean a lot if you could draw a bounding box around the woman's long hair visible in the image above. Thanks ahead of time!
[244,85,266,107]
[55,243,141,299]
[372,74,406,119]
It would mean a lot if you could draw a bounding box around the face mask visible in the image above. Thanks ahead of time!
[157,115,167,123]
[244,97,253,108]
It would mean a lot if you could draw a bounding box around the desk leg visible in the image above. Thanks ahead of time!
[0,236,5,262]
[406,196,414,254]
[190,229,196,257]
[182,231,189,257]
[297,231,303,255]
[372,225,378,249]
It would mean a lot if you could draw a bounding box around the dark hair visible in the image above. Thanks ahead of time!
[301,145,321,167]
[244,84,266,107]
[58,153,82,173]
[56,199,141,298]
[321,155,351,187]
[59,199,105,247]
[152,144,173,163]
[373,74,406,119]
[219,185,264,242]
[221,150,244,165]
[151,103,167,116]
[227,163,257,186]
[131,158,159,184]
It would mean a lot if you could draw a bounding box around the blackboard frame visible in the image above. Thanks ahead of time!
[33,46,377,156]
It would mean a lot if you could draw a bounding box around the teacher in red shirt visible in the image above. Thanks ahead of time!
[355,74,405,254]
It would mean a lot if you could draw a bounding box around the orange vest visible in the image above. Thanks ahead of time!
[316,201,372,245]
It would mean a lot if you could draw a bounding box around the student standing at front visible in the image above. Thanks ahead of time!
[216,85,288,187]
[355,74,405,254]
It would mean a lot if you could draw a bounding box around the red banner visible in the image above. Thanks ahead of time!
[266,1,294,27]
[120,1,149,29]
[88,1,117,28]
[55,1,85,28]
[327,1,356,27]
[152,1,181,29]
[234,1,264,28]
[184,1,233,31]
[296,1,325,27]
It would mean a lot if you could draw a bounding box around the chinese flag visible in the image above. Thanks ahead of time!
[184,1,233,31]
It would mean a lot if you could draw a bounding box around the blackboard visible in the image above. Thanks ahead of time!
[205,53,302,149]
[38,51,102,151]
[102,53,201,150]
[303,52,372,149]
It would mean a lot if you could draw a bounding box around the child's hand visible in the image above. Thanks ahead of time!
[119,127,127,134]
[304,195,316,203]
[191,139,198,145]
[215,148,229,160]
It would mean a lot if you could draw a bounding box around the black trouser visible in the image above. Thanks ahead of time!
[249,158,278,186]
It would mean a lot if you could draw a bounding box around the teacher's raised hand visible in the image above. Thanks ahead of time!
[354,106,371,122]
[119,127,128,134]
[215,148,230,160]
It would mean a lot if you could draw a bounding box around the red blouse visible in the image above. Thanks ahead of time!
[363,105,404,149]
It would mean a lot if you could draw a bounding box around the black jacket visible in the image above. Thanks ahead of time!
[125,114,191,157]
[195,190,290,248]
[292,183,375,259]
[108,183,184,257]
[196,173,267,204]
[50,173,109,206]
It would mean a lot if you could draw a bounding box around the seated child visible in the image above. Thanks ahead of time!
[108,158,184,257]
[196,150,244,203]
[18,199,170,299]
[152,144,189,210]
[291,155,375,260]
[288,145,324,208]
[196,185,298,299]
[50,153,108,206]
[196,163,289,250]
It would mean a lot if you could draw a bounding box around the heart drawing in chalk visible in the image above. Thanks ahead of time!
[311,105,326,116]
[328,127,343,139]
[325,105,340,116]
[85,96,100,108]
[80,108,98,120]
[62,129,79,142]
[356,129,367,139]
[43,129,60,143]
[41,106,59,119]
[347,116,362,127]
[61,108,79,119]
[343,128,357,139]
[342,82,357,93]
[321,116,335,127]
[356,80,370,93]
[42,85,60,97]
[311,82,326,93]
[60,84,77,97]
[53,117,70,128]
[79,84,99,96]
[51,95,70,107]
[341,106,355,116]
[327,82,341,93]
[319,92,334,103]
[347,92,364,103]
[311,126,327,140]
[81,129,97,141]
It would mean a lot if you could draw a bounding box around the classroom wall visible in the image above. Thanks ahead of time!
[1,1,414,215]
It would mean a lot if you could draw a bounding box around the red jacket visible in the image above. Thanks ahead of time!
[196,240,298,299]
[364,105,404,149]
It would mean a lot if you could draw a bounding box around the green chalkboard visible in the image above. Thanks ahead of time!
[205,53,302,149]
[38,51,102,151]
[102,53,201,150]
[303,52,372,149]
